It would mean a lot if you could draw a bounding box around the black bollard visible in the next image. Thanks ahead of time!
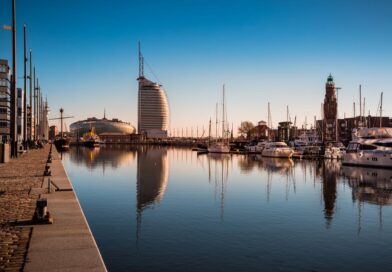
[44,165,51,176]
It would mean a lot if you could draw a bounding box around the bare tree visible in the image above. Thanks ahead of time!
[238,121,254,139]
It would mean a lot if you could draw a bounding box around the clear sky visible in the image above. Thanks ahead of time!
[1,0,391,135]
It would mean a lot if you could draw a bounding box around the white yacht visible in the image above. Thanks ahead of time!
[262,142,294,158]
[208,142,230,153]
[324,142,345,160]
[245,141,267,153]
[342,127,392,168]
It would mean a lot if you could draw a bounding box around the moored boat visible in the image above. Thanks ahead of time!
[342,127,392,168]
[262,142,294,158]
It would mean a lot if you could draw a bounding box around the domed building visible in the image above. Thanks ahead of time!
[70,116,136,137]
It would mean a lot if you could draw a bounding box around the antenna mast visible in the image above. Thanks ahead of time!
[138,41,144,78]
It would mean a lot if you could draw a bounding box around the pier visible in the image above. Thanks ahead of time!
[0,145,106,271]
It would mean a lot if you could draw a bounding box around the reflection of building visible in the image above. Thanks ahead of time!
[323,74,338,142]
[137,46,169,138]
[136,147,169,210]
[70,117,136,137]
[0,59,10,143]
[68,145,137,170]
[136,146,169,241]
[321,161,338,226]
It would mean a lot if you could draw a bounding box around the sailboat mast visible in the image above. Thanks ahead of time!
[359,84,362,126]
[215,103,218,139]
[60,108,63,139]
[222,84,225,141]
[209,118,211,144]
[380,92,383,127]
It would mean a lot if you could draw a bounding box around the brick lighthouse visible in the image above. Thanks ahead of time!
[323,74,338,142]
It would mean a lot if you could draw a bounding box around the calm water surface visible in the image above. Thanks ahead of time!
[62,146,392,272]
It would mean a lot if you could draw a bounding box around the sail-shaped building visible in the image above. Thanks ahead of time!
[137,44,169,138]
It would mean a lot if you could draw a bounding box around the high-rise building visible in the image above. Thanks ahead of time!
[137,44,169,138]
[0,60,11,143]
[323,74,338,142]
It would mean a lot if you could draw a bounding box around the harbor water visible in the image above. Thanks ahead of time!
[62,145,392,272]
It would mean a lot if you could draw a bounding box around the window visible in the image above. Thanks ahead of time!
[360,144,377,150]
[0,65,7,73]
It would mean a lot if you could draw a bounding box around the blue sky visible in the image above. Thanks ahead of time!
[1,0,391,134]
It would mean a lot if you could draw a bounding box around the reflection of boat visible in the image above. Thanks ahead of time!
[258,156,294,170]
[343,127,392,168]
[262,142,294,158]
[342,166,392,205]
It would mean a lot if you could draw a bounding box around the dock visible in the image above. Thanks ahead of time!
[0,145,107,271]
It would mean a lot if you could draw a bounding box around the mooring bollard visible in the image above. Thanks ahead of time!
[44,165,51,176]
[33,198,53,224]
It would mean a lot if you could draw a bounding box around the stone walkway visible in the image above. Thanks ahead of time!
[0,147,48,271]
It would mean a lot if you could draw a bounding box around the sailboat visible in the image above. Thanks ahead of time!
[52,108,73,151]
[208,85,230,154]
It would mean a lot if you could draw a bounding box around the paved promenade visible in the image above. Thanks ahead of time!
[0,146,107,271]
[0,147,48,271]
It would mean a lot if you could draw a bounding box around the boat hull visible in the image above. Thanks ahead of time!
[342,151,392,168]
[54,138,70,151]
[208,143,230,153]
[262,148,293,158]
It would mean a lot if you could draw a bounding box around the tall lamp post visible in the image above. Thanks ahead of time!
[10,0,18,157]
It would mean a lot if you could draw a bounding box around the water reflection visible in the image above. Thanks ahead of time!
[320,161,339,226]
[68,145,137,170]
[64,147,392,271]
[342,166,392,206]
[136,146,169,241]
[207,154,230,221]
[136,146,169,210]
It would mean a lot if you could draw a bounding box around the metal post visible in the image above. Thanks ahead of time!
[23,24,27,148]
[10,0,18,157]
[33,68,36,140]
[29,50,32,140]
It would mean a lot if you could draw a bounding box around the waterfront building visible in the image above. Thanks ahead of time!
[278,121,293,142]
[317,115,392,145]
[70,117,136,137]
[248,121,269,140]
[49,125,58,140]
[38,98,49,140]
[323,74,338,142]
[137,45,169,138]
[0,60,10,143]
